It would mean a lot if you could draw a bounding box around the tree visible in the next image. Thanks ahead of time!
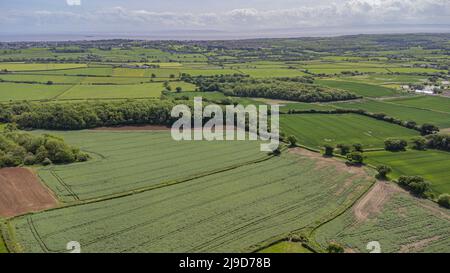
[352,143,363,152]
[324,144,334,156]
[337,144,351,155]
[287,135,297,147]
[175,87,182,93]
[384,138,407,151]
[376,165,392,180]
[437,194,450,209]
[346,151,364,165]
[151,73,156,78]
[398,176,430,196]
[411,137,426,150]
[327,242,344,253]
[420,123,439,135]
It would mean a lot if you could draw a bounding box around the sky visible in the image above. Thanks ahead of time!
[0,0,449,39]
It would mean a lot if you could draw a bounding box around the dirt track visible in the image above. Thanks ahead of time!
[0,168,58,218]
[353,181,403,222]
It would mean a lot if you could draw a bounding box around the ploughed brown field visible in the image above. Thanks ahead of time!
[0,168,58,218]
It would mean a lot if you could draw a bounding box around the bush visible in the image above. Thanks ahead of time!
[346,151,364,165]
[398,176,431,196]
[327,242,344,253]
[384,138,407,151]
[352,143,363,152]
[376,165,392,180]
[337,144,351,155]
[23,154,36,166]
[324,144,334,156]
[437,194,450,209]
[42,158,52,166]
[287,135,297,147]
[411,137,426,150]
[420,123,439,135]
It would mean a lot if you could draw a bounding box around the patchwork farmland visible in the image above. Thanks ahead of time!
[0,33,449,254]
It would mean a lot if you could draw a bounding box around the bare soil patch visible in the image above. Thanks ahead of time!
[440,128,450,133]
[353,181,403,223]
[289,148,368,176]
[92,125,171,131]
[0,168,58,218]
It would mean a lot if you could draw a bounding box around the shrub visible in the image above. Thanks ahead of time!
[346,151,364,165]
[287,135,297,147]
[23,154,36,166]
[42,158,52,166]
[324,144,334,156]
[437,194,450,209]
[327,242,344,253]
[376,165,392,180]
[411,137,426,150]
[384,138,407,151]
[420,123,439,135]
[398,176,430,196]
[337,144,351,155]
[352,143,363,152]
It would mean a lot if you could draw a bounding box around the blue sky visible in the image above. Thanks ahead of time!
[1,0,449,36]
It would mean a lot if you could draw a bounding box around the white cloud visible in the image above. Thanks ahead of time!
[2,0,450,32]
[66,0,81,6]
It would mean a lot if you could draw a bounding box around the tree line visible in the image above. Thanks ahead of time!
[181,74,359,103]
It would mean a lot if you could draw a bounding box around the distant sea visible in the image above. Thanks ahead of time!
[1,25,449,42]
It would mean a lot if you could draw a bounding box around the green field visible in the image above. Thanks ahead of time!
[0,63,87,71]
[386,96,450,114]
[0,82,70,101]
[9,150,374,253]
[36,130,269,201]
[332,100,450,128]
[259,241,312,253]
[315,183,450,253]
[280,114,419,149]
[55,82,195,100]
[315,80,398,98]
[239,69,306,78]
[366,149,450,194]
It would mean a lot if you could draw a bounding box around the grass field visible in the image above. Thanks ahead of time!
[57,82,195,100]
[332,100,450,128]
[36,130,269,201]
[259,241,312,253]
[0,82,70,101]
[366,149,450,194]
[386,96,450,114]
[239,69,306,78]
[280,114,419,149]
[0,63,87,71]
[315,183,450,253]
[315,80,398,98]
[10,151,374,253]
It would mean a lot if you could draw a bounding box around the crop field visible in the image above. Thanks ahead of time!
[35,130,269,201]
[9,151,374,253]
[366,150,450,194]
[0,63,87,71]
[280,114,419,149]
[386,96,450,114]
[339,74,427,85]
[259,241,312,253]
[57,82,195,100]
[239,69,306,78]
[0,82,70,101]
[27,67,114,76]
[332,100,450,128]
[315,80,399,98]
[315,182,450,253]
